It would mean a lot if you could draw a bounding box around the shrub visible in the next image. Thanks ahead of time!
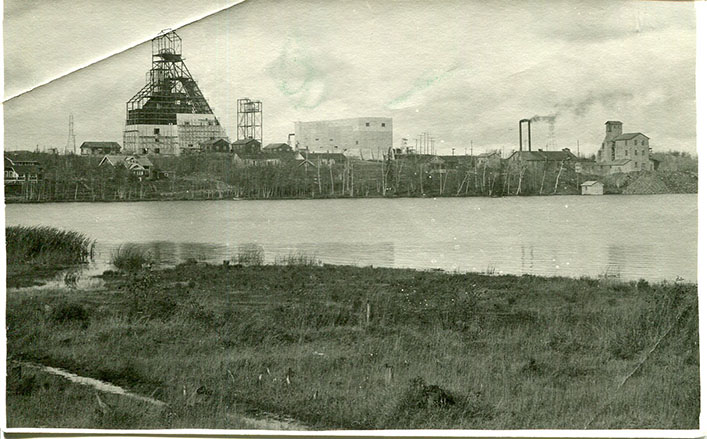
[232,243,264,266]
[51,302,90,328]
[5,225,95,265]
[110,244,152,272]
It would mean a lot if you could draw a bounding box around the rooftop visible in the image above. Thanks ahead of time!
[612,133,648,141]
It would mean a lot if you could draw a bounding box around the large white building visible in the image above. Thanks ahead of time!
[294,117,393,160]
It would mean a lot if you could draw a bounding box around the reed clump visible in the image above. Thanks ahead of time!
[6,225,95,265]
[110,244,152,272]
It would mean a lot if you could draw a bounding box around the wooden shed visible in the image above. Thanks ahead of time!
[581,180,604,195]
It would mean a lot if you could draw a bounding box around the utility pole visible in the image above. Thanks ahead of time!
[65,114,76,155]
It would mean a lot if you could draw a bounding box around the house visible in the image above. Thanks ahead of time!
[475,151,502,168]
[506,148,578,169]
[263,143,293,153]
[596,121,652,173]
[581,180,604,195]
[200,138,231,153]
[232,138,262,154]
[79,141,121,155]
[99,155,154,178]
[4,156,41,184]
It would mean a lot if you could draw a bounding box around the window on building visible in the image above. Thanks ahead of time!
[356,140,359,145]
[625,150,628,156]
[642,140,646,145]
[634,140,637,145]
[154,148,160,154]
[382,123,386,127]
[634,150,637,155]
[329,139,333,141]
[154,128,160,135]
[315,138,319,141]
[155,138,160,143]
[642,149,645,156]
[365,122,370,127]
[634,161,638,168]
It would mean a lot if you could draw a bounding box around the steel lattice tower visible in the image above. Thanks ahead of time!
[237,98,262,144]
[126,30,216,125]
[65,114,76,155]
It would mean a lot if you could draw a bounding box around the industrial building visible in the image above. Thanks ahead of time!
[294,117,392,159]
[123,30,228,155]
[596,121,652,173]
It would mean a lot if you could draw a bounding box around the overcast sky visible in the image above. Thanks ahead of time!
[2,0,698,155]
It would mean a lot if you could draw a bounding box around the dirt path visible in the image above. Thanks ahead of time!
[15,361,310,430]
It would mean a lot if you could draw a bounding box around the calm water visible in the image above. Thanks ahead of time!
[5,194,697,282]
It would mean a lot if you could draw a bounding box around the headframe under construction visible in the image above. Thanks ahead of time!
[123,29,227,155]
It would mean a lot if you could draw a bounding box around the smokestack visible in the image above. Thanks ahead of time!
[519,119,532,152]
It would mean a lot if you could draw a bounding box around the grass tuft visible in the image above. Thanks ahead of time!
[110,244,152,272]
[232,243,265,266]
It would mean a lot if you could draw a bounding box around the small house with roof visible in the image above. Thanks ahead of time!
[232,138,262,154]
[4,156,42,184]
[80,141,122,155]
[200,138,231,153]
[581,180,604,195]
[99,155,154,179]
[263,143,293,153]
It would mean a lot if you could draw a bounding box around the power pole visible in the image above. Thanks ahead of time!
[65,114,76,155]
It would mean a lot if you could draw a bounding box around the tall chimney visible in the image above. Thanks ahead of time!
[519,119,532,152]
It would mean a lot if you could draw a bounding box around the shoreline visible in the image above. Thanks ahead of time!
[4,190,694,205]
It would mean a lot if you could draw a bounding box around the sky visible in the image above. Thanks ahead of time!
[2,0,698,156]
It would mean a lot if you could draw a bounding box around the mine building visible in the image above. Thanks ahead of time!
[596,121,652,174]
[123,30,228,155]
[294,117,392,160]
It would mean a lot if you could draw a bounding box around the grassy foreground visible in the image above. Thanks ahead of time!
[6,262,699,429]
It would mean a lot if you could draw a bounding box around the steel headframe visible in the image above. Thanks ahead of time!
[236,98,263,145]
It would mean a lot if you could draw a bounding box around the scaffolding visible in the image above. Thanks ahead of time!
[237,98,262,144]
[126,29,216,126]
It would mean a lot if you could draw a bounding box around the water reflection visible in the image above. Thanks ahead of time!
[5,195,697,282]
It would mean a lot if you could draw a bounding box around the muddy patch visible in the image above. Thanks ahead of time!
[16,361,166,407]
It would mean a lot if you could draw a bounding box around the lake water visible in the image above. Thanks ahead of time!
[5,194,697,282]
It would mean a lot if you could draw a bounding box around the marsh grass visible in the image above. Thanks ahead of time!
[232,243,265,266]
[6,225,95,265]
[6,264,699,429]
[110,244,152,272]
